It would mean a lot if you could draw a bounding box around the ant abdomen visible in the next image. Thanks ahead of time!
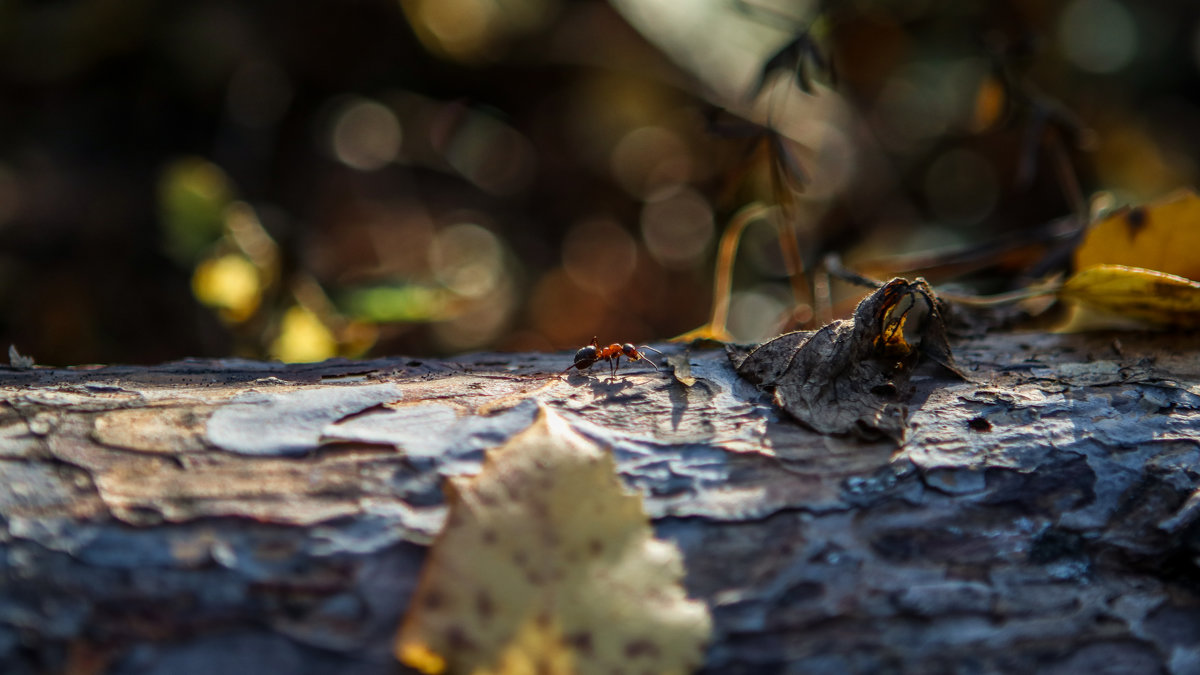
[572,345,598,370]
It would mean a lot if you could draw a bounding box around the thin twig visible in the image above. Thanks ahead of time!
[708,203,773,334]
[824,253,1062,306]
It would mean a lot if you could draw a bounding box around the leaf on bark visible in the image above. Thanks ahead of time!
[666,352,697,387]
[1057,264,1200,330]
[1074,188,1200,282]
[732,278,964,441]
[395,405,711,675]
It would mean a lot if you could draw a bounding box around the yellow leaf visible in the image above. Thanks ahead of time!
[270,305,337,363]
[192,253,262,322]
[1058,264,1200,330]
[1074,189,1200,282]
[399,643,447,675]
[395,406,711,675]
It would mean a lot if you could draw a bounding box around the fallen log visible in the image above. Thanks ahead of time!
[1,330,1199,674]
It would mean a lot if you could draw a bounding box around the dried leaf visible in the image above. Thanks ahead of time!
[1074,189,1200,281]
[734,278,964,441]
[8,345,34,369]
[1057,264,1200,330]
[395,406,711,675]
[666,352,697,387]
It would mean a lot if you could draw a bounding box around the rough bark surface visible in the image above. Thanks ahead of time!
[2,331,1199,674]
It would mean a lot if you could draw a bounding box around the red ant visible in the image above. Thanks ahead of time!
[559,337,664,380]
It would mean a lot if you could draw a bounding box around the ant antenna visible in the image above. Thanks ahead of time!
[638,345,665,371]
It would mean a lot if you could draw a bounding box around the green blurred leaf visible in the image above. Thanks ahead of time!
[340,284,453,323]
[158,157,234,264]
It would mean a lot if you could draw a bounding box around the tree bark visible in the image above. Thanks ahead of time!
[2,331,1199,674]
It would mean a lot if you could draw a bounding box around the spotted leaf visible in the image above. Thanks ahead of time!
[395,406,711,675]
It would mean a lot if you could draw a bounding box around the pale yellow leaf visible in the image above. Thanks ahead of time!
[1058,264,1200,330]
[395,406,711,675]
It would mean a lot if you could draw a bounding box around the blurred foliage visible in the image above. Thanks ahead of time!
[159,158,233,264]
[1,0,1199,364]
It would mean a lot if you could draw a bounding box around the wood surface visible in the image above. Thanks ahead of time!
[2,330,1199,674]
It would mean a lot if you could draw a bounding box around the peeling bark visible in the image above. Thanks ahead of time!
[2,332,1199,674]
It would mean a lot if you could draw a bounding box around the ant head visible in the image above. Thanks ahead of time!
[621,343,639,358]
[573,344,598,369]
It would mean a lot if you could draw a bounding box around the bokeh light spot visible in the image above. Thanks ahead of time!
[410,0,492,61]
[562,217,638,292]
[443,112,536,195]
[789,120,856,200]
[727,287,789,343]
[331,98,402,171]
[610,126,690,199]
[1059,0,1137,74]
[400,0,554,63]
[224,202,280,278]
[431,285,514,351]
[640,188,714,270]
[429,222,504,298]
[562,76,674,174]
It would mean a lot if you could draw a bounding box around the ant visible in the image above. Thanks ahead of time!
[559,337,664,380]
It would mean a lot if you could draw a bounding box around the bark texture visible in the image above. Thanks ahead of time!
[2,331,1199,674]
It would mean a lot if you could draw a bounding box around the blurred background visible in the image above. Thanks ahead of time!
[1,0,1198,365]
